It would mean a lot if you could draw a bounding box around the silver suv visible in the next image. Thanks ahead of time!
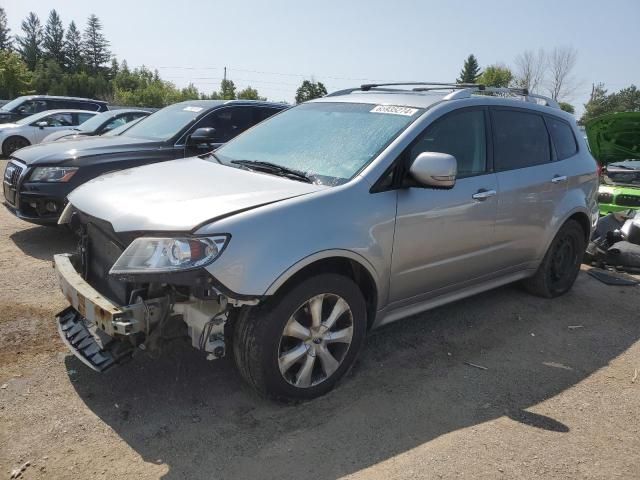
[53,83,598,401]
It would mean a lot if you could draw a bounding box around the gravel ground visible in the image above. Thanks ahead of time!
[1,158,639,479]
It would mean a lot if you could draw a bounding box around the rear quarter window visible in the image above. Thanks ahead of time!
[492,109,551,171]
[546,116,578,160]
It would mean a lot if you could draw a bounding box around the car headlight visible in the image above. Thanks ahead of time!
[109,236,229,274]
[29,166,78,182]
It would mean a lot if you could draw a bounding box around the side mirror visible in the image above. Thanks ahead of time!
[409,152,457,188]
[188,127,217,145]
[36,121,49,129]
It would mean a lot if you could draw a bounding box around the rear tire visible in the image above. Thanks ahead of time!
[2,136,30,157]
[233,274,367,401]
[523,219,586,298]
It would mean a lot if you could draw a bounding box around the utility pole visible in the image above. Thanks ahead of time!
[223,66,227,82]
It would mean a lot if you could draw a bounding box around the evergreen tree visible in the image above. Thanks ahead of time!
[457,54,481,84]
[108,57,119,79]
[43,10,65,66]
[15,12,43,69]
[63,21,83,72]
[220,79,236,99]
[0,7,12,51]
[295,80,327,103]
[82,14,110,73]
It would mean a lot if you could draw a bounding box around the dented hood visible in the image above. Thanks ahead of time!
[586,112,640,164]
[68,156,326,232]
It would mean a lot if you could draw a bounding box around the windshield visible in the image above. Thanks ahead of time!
[120,103,206,141]
[0,97,27,112]
[75,111,112,132]
[215,102,423,185]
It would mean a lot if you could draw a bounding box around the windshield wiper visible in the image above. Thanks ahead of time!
[231,160,313,183]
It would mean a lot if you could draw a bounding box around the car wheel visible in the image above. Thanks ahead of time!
[233,273,367,401]
[2,136,30,157]
[523,219,586,298]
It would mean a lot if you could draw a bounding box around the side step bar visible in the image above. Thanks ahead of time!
[56,307,133,372]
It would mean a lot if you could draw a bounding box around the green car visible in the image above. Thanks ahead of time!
[586,112,640,215]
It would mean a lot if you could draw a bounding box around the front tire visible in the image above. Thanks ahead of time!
[233,274,367,401]
[523,219,586,298]
[2,136,30,157]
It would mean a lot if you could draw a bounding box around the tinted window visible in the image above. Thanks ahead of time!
[47,100,73,109]
[19,100,47,115]
[493,110,550,171]
[79,102,101,111]
[195,107,256,143]
[546,117,577,160]
[255,107,282,123]
[410,109,487,177]
[39,112,74,127]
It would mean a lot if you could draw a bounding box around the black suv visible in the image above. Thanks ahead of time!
[3,99,288,225]
[0,95,109,124]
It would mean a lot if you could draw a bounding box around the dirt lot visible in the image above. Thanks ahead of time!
[1,158,639,479]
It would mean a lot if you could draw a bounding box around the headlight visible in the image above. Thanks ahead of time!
[29,166,78,182]
[109,236,229,274]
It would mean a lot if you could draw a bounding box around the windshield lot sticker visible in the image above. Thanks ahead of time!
[183,106,203,112]
[370,105,418,116]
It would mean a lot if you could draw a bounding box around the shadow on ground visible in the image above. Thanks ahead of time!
[67,275,640,479]
[10,225,76,260]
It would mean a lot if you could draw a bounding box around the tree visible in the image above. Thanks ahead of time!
[0,50,31,98]
[547,46,578,101]
[514,49,546,93]
[63,21,83,72]
[0,7,12,51]
[579,83,640,125]
[43,10,66,66]
[477,65,513,88]
[82,14,110,73]
[15,12,43,69]
[295,80,327,103]
[457,54,481,84]
[558,102,575,114]
[237,86,265,100]
[220,79,236,99]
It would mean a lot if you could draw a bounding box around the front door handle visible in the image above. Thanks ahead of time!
[551,175,568,184]
[472,189,497,201]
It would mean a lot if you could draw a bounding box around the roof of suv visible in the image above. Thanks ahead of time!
[313,83,568,118]
[18,95,109,104]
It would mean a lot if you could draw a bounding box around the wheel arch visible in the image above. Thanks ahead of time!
[2,135,31,155]
[264,250,380,329]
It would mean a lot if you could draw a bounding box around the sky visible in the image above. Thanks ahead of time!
[4,0,639,113]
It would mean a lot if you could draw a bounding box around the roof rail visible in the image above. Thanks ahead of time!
[443,86,560,109]
[325,82,560,109]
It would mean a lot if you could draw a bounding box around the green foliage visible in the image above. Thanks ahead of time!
[0,7,12,51]
[43,10,65,66]
[237,86,266,100]
[64,21,83,72]
[112,65,199,107]
[82,14,110,73]
[295,80,327,104]
[16,12,43,69]
[457,54,481,84]
[580,84,640,125]
[477,65,513,88]
[0,50,31,97]
[220,79,236,100]
[558,102,575,114]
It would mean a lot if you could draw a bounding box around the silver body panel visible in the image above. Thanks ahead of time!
[66,91,599,329]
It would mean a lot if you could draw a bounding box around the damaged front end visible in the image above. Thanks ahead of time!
[585,209,640,274]
[54,210,257,372]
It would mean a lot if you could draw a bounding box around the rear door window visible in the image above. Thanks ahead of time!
[492,109,551,171]
[39,112,74,126]
[546,116,578,160]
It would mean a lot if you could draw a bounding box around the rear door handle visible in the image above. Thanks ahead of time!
[551,175,567,184]
[472,189,497,201]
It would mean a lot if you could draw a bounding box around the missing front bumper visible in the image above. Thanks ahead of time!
[56,307,133,372]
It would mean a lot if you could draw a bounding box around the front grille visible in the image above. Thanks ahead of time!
[598,192,614,204]
[3,161,25,206]
[615,194,640,208]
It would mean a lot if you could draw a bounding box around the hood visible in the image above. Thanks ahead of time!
[0,123,20,130]
[586,112,640,164]
[68,156,326,232]
[42,129,84,143]
[11,134,160,166]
